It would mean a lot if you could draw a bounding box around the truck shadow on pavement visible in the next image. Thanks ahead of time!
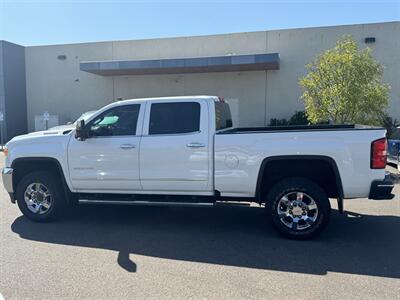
[11,204,400,278]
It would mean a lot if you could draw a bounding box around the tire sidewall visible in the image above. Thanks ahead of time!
[16,171,65,222]
[266,178,331,239]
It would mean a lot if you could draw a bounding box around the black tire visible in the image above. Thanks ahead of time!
[16,171,66,222]
[265,177,331,239]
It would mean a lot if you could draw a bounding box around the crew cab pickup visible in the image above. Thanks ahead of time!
[1,96,394,239]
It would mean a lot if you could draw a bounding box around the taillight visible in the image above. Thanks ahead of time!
[371,138,387,169]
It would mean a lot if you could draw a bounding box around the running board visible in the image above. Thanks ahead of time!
[78,199,215,207]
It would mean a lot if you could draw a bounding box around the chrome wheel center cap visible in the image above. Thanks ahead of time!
[36,192,44,202]
[292,206,303,216]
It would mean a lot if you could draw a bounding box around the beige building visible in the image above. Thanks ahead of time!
[1,21,399,135]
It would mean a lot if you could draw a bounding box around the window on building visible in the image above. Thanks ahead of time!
[149,102,200,135]
[88,104,140,137]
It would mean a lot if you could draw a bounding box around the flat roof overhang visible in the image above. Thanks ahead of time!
[80,53,279,76]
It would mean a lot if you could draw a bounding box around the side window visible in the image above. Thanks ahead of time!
[149,102,200,135]
[88,104,140,137]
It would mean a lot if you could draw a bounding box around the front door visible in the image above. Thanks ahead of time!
[68,104,143,192]
[139,100,212,193]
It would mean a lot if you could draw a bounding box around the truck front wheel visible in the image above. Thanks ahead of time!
[16,171,66,222]
[265,177,331,239]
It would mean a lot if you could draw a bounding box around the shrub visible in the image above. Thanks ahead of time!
[299,35,390,125]
[269,111,311,126]
[269,118,289,126]
[381,114,400,139]
[289,111,309,125]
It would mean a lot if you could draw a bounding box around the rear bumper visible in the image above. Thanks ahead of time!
[1,167,15,203]
[369,173,395,200]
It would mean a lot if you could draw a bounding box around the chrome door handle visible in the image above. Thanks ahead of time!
[120,144,136,149]
[186,142,205,148]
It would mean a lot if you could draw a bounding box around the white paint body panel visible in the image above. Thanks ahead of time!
[214,129,386,198]
[67,102,145,192]
[4,96,387,199]
[139,98,212,193]
[67,135,142,191]
[5,130,73,191]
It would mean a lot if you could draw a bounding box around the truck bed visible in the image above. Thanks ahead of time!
[214,125,386,198]
[217,124,383,134]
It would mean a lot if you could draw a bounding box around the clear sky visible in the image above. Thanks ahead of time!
[1,0,399,46]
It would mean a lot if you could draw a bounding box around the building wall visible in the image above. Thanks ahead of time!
[0,41,28,141]
[24,22,399,131]
[265,22,400,122]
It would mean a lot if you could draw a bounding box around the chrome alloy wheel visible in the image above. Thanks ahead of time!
[24,183,52,214]
[277,191,319,231]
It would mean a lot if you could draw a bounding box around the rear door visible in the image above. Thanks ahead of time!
[139,100,212,193]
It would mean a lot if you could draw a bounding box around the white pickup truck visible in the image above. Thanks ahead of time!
[2,96,394,239]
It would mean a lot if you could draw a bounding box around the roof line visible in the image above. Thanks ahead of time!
[9,21,399,48]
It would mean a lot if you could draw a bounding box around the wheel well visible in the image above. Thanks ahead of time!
[12,158,70,197]
[257,156,343,202]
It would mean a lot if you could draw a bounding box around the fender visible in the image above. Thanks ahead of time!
[255,155,344,212]
[11,157,73,203]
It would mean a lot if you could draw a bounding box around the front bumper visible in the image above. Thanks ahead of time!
[369,173,395,200]
[2,167,15,203]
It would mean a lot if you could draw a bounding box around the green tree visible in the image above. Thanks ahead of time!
[299,35,390,125]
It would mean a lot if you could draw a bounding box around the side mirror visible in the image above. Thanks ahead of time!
[75,119,88,141]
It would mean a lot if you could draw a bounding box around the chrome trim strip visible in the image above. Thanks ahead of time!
[70,178,140,181]
[70,177,207,182]
[78,199,214,207]
[120,144,137,149]
[85,135,140,139]
[142,130,201,137]
[140,178,208,181]
[376,184,394,188]
[186,142,206,148]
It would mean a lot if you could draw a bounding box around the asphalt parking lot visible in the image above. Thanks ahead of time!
[0,156,399,300]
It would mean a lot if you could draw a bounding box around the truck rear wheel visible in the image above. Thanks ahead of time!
[265,177,331,239]
[16,171,66,222]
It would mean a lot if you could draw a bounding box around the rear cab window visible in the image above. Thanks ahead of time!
[215,101,233,131]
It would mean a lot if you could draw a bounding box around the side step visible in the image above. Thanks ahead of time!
[78,199,215,207]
